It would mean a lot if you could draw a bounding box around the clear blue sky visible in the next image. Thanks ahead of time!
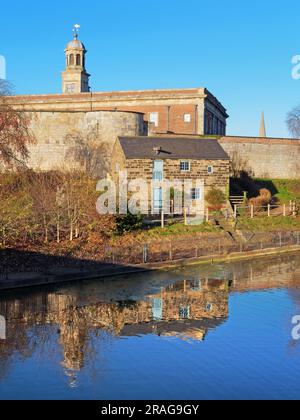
[1,0,300,137]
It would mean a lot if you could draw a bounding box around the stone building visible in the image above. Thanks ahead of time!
[110,136,230,212]
[6,29,299,180]
[4,30,229,174]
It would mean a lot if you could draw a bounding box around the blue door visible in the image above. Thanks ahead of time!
[153,187,163,211]
[153,160,163,211]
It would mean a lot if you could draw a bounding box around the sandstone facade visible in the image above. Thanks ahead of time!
[219,136,300,179]
[25,110,146,176]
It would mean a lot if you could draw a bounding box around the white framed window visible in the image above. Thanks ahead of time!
[184,113,191,123]
[179,306,190,320]
[180,161,191,172]
[149,112,159,127]
[191,188,201,200]
[207,166,214,174]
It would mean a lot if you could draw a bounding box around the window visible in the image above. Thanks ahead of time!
[180,161,190,172]
[76,54,81,66]
[149,112,159,127]
[69,54,74,66]
[191,188,201,200]
[152,298,163,321]
[189,279,202,291]
[179,306,190,320]
[207,166,214,174]
[206,303,213,312]
[184,113,191,123]
[153,160,164,181]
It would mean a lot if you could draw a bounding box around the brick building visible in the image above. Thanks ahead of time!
[110,136,230,213]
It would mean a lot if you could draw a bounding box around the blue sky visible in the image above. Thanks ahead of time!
[1,0,300,137]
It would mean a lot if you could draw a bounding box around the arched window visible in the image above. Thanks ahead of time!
[76,54,81,66]
[69,54,74,66]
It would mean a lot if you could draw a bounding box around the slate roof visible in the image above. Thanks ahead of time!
[118,136,230,160]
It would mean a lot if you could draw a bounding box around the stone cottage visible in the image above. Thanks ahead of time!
[110,136,230,214]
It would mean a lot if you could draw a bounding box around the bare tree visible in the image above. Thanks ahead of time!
[286,106,300,138]
[66,129,111,178]
[0,80,35,167]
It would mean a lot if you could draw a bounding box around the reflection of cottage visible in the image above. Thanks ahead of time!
[120,279,229,341]
[0,277,229,376]
[111,136,230,213]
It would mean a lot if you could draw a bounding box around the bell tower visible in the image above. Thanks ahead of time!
[62,24,90,94]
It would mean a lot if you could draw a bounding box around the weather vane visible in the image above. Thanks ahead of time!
[73,24,81,39]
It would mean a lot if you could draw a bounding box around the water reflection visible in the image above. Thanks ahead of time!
[1,252,300,396]
[0,277,229,378]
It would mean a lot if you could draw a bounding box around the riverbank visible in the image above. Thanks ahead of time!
[1,242,300,292]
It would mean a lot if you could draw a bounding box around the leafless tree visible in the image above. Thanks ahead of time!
[0,80,35,167]
[286,106,300,138]
[66,129,111,178]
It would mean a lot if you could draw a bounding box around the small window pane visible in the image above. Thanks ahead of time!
[191,188,201,200]
[208,166,214,174]
[150,112,159,127]
[184,114,191,123]
[180,161,190,171]
[179,306,190,319]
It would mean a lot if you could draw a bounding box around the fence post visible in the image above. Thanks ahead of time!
[234,205,237,219]
[169,241,173,261]
[143,244,148,264]
[251,205,254,219]
[206,208,209,223]
[268,204,271,217]
[283,204,286,217]
[279,233,282,247]
[161,210,165,229]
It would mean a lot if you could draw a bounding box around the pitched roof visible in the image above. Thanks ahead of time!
[118,136,229,160]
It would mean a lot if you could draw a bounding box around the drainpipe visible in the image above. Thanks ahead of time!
[194,105,198,135]
[167,106,171,133]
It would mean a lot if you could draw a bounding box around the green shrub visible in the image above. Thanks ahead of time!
[115,213,144,234]
[205,188,227,209]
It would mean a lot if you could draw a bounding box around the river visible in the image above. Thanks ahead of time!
[0,253,300,400]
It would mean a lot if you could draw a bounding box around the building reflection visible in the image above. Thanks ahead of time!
[1,253,300,383]
[0,278,229,378]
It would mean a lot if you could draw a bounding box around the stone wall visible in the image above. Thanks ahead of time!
[219,136,300,179]
[9,88,228,136]
[110,143,230,211]
[123,158,229,191]
[26,110,146,177]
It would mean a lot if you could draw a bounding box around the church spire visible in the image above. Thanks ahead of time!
[259,112,267,138]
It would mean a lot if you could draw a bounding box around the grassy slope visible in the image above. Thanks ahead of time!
[254,179,300,203]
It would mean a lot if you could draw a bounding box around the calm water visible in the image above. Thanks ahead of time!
[1,253,300,400]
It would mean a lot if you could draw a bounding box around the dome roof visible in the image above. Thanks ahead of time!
[66,39,86,50]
